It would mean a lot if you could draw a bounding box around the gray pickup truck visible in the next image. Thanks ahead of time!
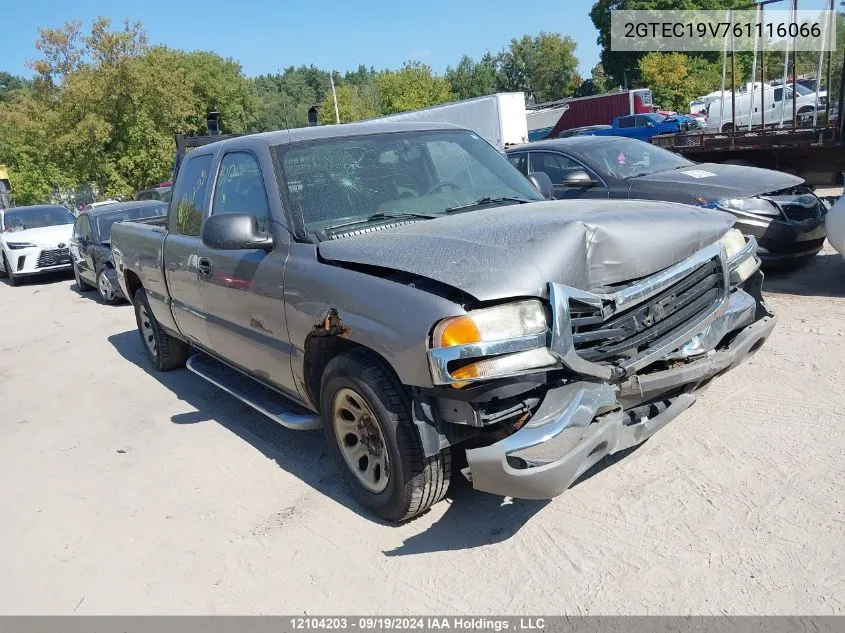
[111,121,775,521]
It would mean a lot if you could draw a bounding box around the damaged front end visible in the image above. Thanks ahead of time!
[426,229,775,499]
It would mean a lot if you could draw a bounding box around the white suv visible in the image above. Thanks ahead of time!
[0,205,75,286]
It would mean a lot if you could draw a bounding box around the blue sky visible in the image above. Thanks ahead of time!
[1,0,601,78]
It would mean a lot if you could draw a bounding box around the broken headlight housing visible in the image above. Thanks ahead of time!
[428,300,557,386]
[719,228,758,284]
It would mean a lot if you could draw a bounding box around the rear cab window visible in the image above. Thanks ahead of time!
[171,154,213,236]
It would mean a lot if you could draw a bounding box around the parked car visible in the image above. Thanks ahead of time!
[135,186,172,202]
[0,205,75,285]
[112,121,774,522]
[506,136,827,263]
[557,125,612,138]
[582,113,698,141]
[70,200,167,304]
[825,193,845,259]
[707,84,818,132]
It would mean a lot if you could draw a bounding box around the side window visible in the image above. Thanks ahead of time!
[773,88,783,102]
[212,152,270,232]
[617,117,635,129]
[531,152,580,184]
[75,215,91,239]
[172,154,213,236]
[634,115,651,127]
[507,152,528,176]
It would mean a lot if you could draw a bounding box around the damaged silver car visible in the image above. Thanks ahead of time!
[111,122,775,521]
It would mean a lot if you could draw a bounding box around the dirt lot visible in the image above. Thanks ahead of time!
[1,247,844,615]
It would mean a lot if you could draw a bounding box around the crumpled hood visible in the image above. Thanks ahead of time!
[629,162,803,202]
[1,224,72,248]
[318,199,735,302]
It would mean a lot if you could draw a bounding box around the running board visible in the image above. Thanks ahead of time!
[186,354,321,431]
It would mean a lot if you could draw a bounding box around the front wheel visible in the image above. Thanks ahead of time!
[3,253,20,286]
[320,349,451,522]
[133,287,189,371]
[96,266,121,304]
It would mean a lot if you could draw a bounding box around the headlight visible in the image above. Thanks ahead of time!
[719,228,747,260]
[429,300,555,386]
[719,228,758,283]
[432,300,547,348]
[717,197,781,217]
[6,242,36,250]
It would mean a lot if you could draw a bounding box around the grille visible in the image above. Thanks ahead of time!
[572,258,724,363]
[37,248,70,268]
[779,197,822,222]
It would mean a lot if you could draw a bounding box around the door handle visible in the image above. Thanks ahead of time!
[198,257,213,278]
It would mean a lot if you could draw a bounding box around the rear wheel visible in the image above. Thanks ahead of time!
[133,287,189,371]
[320,348,451,522]
[721,123,736,133]
[73,261,94,292]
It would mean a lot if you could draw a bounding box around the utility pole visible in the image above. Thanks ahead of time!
[330,73,340,125]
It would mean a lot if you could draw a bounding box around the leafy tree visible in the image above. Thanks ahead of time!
[0,72,31,103]
[445,53,498,100]
[375,62,453,114]
[316,83,379,125]
[573,62,611,97]
[590,0,746,89]
[497,33,579,103]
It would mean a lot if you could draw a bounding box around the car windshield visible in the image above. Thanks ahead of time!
[96,203,167,241]
[275,129,544,237]
[590,138,694,179]
[3,206,75,232]
[790,83,813,96]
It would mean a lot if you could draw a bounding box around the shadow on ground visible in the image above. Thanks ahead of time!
[0,270,73,288]
[763,253,845,298]
[108,329,546,551]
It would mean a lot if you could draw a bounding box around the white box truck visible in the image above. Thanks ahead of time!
[371,93,528,150]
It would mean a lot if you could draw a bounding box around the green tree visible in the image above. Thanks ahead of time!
[573,62,611,97]
[0,72,31,103]
[316,83,379,125]
[375,62,453,115]
[445,53,498,99]
[590,0,746,89]
[497,33,579,103]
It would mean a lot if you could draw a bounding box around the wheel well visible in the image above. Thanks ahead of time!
[123,269,142,301]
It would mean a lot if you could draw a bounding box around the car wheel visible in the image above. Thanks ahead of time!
[133,287,189,371]
[3,253,20,286]
[96,265,120,304]
[0,253,6,279]
[320,348,451,522]
[73,261,94,292]
[721,123,736,132]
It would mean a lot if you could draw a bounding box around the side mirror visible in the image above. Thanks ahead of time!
[562,170,597,187]
[528,172,554,199]
[202,213,274,251]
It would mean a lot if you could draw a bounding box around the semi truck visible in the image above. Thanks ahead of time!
[370,93,529,150]
[529,89,653,141]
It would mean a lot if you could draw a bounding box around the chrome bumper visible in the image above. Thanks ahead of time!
[464,289,776,500]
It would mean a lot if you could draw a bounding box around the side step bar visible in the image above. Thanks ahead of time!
[186,354,322,431]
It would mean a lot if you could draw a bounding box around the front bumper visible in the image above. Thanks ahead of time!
[464,288,776,499]
[734,216,826,263]
[3,246,72,276]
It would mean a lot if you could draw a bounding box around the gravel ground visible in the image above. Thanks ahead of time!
[1,246,843,615]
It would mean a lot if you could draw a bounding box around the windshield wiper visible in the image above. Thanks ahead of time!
[324,211,437,234]
[443,197,534,214]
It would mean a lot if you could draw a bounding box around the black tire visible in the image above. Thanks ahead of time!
[0,253,6,279]
[3,253,20,286]
[133,287,189,371]
[73,260,94,292]
[96,265,121,305]
[320,348,451,522]
[721,123,736,133]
